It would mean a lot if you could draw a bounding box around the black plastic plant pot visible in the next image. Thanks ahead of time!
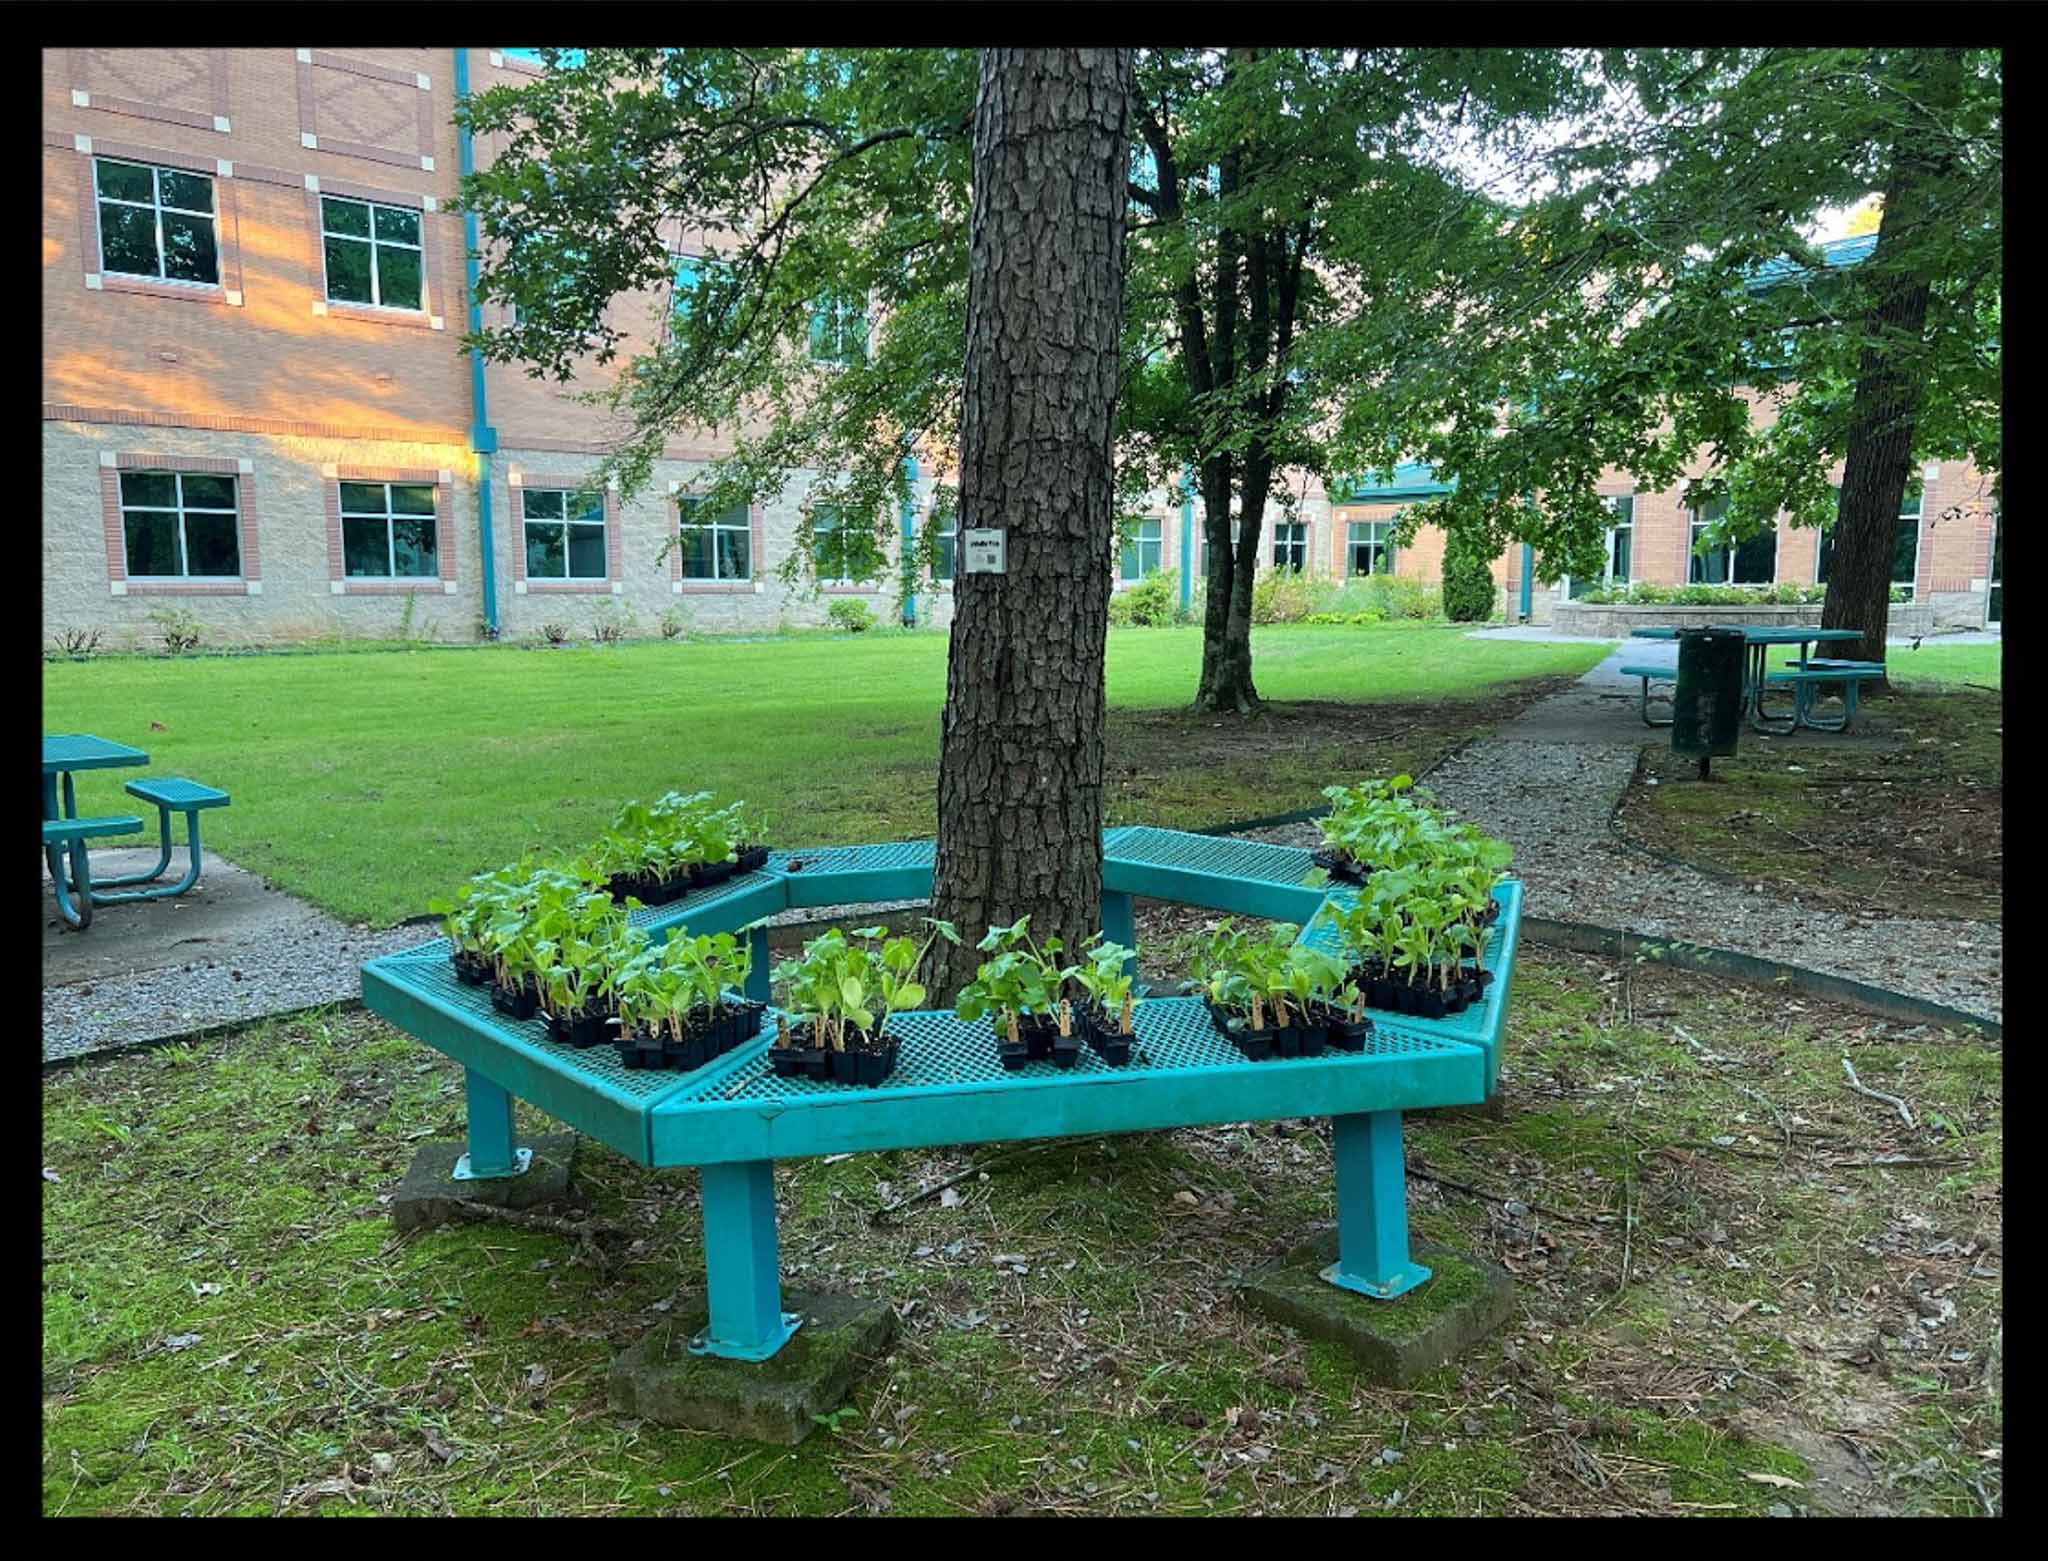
[1050,1034,1082,1070]
[491,981,539,1021]
[1079,1005,1133,1066]
[1411,988,1449,1020]
[1309,849,1370,885]
[1296,1024,1328,1058]
[451,951,490,986]
[1017,1015,1059,1061]
[1230,1028,1275,1062]
[546,1011,610,1050]
[845,1036,900,1087]
[668,1033,708,1071]
[735,845,770,874]
[1326,1014,1375,1052]
[1270,1025,1302,1058]
[767,1045,810,1078]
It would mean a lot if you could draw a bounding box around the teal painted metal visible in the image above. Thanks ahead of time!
[461,1066,527,1179]
[1519,542,1533,620]
[88,775,230,902]
[694,1161,801,1360]
[646,996,1483,1167]
[1324,1110,1430,1298]
[899,454,919,627]
[1101,889,1136,980]
[744,923,772,1003]
[454,48,499,633]
[363,826,1525,1358]
[1179,465,1195,616]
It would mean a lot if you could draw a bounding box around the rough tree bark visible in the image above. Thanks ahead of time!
[927,47,1135,998]
[1823,48,1966,679]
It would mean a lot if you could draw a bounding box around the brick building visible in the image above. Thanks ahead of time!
[42,52,2001,646]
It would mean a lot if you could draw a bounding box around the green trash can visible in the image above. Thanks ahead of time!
[1673,627,1744,777]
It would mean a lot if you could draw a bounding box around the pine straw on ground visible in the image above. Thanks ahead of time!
[44,933,2000,1517]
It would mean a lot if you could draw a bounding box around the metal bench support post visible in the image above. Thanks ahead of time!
[1102,889,1137,978]
[1323,1110,1432,1300]
[693,1159,801,1361]
[91,807,176,889]
[49,836,95,932]
[744,923,772,1004]
[454,1067,532,1181]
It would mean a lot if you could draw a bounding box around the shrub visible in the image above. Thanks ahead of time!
[146,607,204,655]
[1110,568,1181,627]
[827,598,877,633]
[1325,574,1440,621]
[49,628,103,660]
[1439,530,1497,622]
[540,621,571,646]
[658,606,689,640]
[1250,570,1331,624]
[589,599,635,645]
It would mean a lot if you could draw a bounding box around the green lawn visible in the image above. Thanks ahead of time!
[42,625,1607,926]
[42,943,2001,1516]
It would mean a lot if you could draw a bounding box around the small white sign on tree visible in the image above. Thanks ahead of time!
[962,528,1006,574]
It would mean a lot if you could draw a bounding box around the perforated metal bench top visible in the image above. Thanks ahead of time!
[361,828,1521,1169]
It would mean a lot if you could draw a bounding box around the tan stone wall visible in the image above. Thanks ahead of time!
[44,420,477,650]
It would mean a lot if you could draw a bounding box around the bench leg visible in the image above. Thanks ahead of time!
[49,835,94,932]
[1102,889,1138,979]
[1638,676,1673,727]
[89,809,207,904]
[744,922,772,1004]
[693,1159,801,1361]
[453,1068,533,1182]
[89,805,176,888]
[1322,1110,1431,1300]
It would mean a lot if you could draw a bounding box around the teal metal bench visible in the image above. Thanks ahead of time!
[362,829,1523,1363]
[1762,665,1884,732]
[42,814,143,930]
[1616,664,1678,728]
[93,776,232,905]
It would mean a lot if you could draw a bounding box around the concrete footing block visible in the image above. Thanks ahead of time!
[1238,1233,1514,1386]
[609,1291,898,1445]
[391,1133,583,1234]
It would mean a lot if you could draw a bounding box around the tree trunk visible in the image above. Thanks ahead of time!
[927,47,1135,998]
[1823,48,1965,679]
[1193,457,1264,713]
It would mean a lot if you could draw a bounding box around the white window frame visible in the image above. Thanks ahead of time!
[1271,520,1308,573]
[811,505,876,585]
[319,195,426,313]
[928,506,958,583]
[1564,494,1635,598]
[678,497,753,582]
[1814,480,1922,592]
[522,488,609,581]
[1690,498,1775,586]
[339,481,439,579]
[809,291,868,365]
[119,470,241,580]
[1121,518,1163,581]
[93,157,220,289]
[1346,518,1397,577]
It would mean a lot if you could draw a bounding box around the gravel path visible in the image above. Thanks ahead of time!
[1239,641,2002,1023]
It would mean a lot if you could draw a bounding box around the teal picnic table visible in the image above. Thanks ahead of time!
[1628,626,1867,734]
[42,733,149,930]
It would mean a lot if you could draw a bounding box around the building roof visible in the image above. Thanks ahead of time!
[1745,232,1878,292]
[1331,461,1454,504]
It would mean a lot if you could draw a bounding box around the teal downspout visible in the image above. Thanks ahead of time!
[899,454,919,627]
[1518,543,1533,622]
[455,48,500,635]
[1179,464,1195,616]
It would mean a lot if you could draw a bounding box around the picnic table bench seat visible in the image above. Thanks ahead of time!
[42,814,144,929]
[42,813,145,844]
[1616,663,1678,728]
[88,774,234,903]
[361,827,1524,1360]
[1762,665,1884,732]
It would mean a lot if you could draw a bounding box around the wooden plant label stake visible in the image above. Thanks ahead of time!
[1251,993,1264,1031]
[1007,1011,1020,1045]
[776,1013,789,1045]
[1119,993,1133,1035]
[1058,999,1071,1038]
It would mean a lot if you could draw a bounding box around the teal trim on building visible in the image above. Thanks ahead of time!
[455,48,499,634]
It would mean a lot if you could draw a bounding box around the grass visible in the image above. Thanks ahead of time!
[42,938,2002,1517]
[1620,681,2001,919]
[41,624,1606,926]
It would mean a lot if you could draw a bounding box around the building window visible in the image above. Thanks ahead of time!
[928,506,958,583]
[679,497,752,581]
[321,196,424,312]
[1272,521,1307,573]
[812,505,879,584]
[672,253,730,324]
[120,471,240,578]
[1347,519,1397,577]
[523,489,608,580]
[809,292,868,364]
[95,159,219,286]
[1568,495,1634,600]
[340,481,438,577]
[1689,497,1774,585]
[1816,480,1922,591]
[1201,523,1242,576]
[1121,518,1163,581]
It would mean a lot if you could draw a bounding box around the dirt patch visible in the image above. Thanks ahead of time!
[1617,687,2001,921]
